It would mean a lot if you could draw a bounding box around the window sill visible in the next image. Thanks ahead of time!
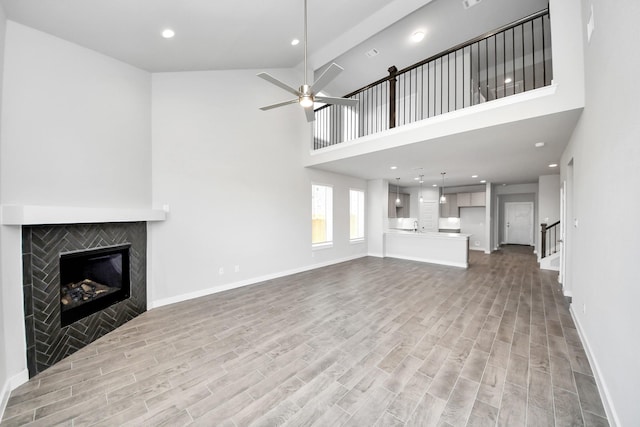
[312,242,333,250]
[350,238,365,244]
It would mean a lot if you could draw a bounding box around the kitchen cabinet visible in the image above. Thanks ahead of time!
[458,191,485,207]
[440,194,458,218]
[389,193,410,218]
[457,193,471,207]
[471,191,486,206]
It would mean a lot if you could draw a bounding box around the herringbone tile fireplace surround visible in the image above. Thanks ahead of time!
[21,222,147,377]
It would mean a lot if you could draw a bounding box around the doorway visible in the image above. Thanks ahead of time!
[504,202,534,245]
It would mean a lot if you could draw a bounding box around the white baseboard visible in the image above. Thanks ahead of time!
[149,254,367,309]
[0,369,29,421]
[569,307,620,427]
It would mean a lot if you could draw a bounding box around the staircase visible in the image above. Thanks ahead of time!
[539,221,561,271]
[540,247,561,271]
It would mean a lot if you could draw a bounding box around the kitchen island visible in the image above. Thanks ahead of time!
[384,231,471,268]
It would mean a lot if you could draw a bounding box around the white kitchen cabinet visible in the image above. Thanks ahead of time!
[471,191,486,206]
[457,192,471,207]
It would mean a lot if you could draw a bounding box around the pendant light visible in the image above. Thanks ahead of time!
[419,174,424,203]
[439,172,447,204]
[395,178,401,206]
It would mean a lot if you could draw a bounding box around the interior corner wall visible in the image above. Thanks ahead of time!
[149,69,367,306]
[559,0,640,424]
[0,21,152,208]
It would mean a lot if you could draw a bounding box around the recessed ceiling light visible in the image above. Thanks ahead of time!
[161,29,175,39]
[549,163,558,168]
[291,39,300,46]
[432,184,437,187]
[471,175,478,178]
[414,177,420,181]
[411,31,426,43]
[504,77,513,84]
[390,166,397,170]
[480,180,486,183]
[535,142,545,148]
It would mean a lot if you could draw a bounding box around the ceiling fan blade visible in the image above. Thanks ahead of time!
[304,107,315,122]
[315,96,358,107]
[257,72,300,97]
[259,99,299,111]
[311,63,344,94]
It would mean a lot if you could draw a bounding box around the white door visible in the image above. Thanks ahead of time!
[505,202,534,245]
[420,201,438,232]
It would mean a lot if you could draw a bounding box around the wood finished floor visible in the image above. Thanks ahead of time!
[1,246,609,426]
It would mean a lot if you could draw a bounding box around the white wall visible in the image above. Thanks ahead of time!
[560,1,640,424]
[0,21,152,405]
[149,70,367,305]
[0,22,151,207]
[538,174,560,225]
[0,2,8,413]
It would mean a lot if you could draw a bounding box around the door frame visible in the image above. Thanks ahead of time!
[504,202,534,245]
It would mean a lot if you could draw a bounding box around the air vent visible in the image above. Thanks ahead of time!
[462,0,482,9]
[365,48,380,58]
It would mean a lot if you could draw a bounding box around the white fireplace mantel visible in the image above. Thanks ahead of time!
[1,205,166,226]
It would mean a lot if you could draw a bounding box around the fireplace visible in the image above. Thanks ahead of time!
[22,222,147,376]
[59,244,131,326]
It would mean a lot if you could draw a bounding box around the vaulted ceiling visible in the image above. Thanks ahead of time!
[2,0,567,188]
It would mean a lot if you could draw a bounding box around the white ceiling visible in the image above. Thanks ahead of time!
[1,0,571,189]
[0,0,411,72]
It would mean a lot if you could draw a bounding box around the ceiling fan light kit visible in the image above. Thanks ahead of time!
[257,0,357,122]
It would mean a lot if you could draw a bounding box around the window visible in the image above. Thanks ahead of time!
[312,184,333,246]
[350,189,365,241]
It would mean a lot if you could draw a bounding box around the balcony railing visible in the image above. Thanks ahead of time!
[314,9,552,150]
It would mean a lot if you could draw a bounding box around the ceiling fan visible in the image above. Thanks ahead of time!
[257,0,358,122]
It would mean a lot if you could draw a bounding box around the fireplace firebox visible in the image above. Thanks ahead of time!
[59,244,131,326]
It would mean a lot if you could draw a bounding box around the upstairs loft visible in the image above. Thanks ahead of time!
[314,9,551,149]
[305,7,584,170]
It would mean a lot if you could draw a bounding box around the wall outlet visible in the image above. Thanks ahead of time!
[234,265,240,273]
[218,267,224,275]
[474,241,480,246]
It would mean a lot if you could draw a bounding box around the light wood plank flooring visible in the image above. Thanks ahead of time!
[1,246,609,426]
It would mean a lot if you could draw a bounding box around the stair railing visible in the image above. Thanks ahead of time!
[313,8,552,149]
[540,221,560,259]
